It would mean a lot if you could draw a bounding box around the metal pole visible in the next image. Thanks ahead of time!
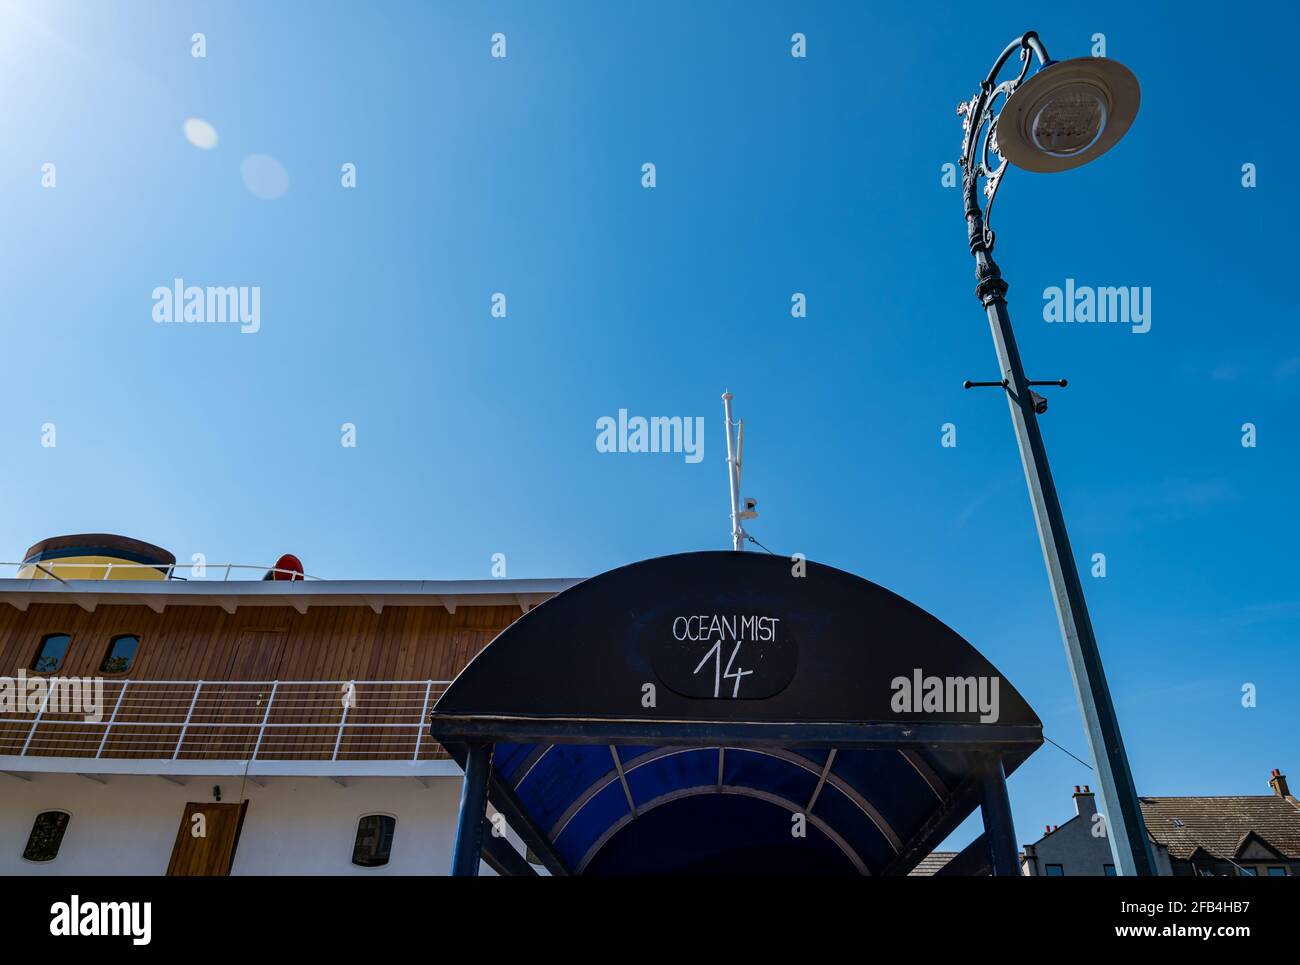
[451,743,493,876]
[979,756,1019,876]
[95,680,129,759]
[250,681,278,761]
[412,680,434,762]
[332,680,354,762]
[20,682,54,756]
[722,391,743,551]
[970,251,1156,876]
[173,680,203,760]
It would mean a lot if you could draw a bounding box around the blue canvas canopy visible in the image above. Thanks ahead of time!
[430,551,1041,875]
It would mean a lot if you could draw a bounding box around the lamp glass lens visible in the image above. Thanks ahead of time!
[1030,84,1107,157]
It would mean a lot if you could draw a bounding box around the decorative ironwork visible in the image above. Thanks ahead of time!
[958,32,1051,254]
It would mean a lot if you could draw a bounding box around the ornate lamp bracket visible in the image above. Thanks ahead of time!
[957,33,1050,257]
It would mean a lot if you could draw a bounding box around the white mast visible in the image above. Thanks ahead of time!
[722,391,744,551]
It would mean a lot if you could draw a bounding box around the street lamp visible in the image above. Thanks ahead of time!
[995,56,1139,173]
[956,32,1156,876]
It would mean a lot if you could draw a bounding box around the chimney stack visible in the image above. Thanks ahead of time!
[1072,783,1097,818]
[1269,769,1294,802]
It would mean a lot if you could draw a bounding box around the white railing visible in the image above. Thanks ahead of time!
[0,561,323,581]
[0,680,450,761]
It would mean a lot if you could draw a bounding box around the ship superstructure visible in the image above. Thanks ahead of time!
[0,533,578,875]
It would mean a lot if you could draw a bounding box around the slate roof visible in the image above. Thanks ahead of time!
[1140,796,1300,860]
[908,851,958,876]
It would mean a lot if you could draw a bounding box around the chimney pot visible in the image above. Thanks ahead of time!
[1072,787,1098,818]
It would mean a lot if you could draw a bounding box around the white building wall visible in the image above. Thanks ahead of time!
[0,773,499,876]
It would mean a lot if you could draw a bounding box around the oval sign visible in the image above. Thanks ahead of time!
[650,612,797,700]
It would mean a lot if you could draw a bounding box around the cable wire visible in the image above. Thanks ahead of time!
[1043,734,1093,771]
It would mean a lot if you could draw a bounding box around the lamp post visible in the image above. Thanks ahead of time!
[956,31,1156,876]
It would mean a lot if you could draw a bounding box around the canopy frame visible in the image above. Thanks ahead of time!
[440,718,1034,877]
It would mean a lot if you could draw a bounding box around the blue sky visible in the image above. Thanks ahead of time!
[0,0,1296,855]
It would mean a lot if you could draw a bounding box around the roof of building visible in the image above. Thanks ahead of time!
[0,577,585,614]
[908,851,958,876]
[1139,796,1300,860]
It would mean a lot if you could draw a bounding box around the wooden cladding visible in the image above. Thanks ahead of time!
[0,602,516,683]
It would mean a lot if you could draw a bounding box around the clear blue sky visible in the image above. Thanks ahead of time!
[1,0,1295,855]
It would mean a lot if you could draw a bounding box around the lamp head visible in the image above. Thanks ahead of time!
[998,57,1140,173]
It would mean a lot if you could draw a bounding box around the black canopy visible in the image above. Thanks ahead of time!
[431,551,1041,875]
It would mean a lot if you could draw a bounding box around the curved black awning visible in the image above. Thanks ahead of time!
[431,551,1041,875]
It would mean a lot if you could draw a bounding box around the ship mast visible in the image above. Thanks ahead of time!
[721,392,757,551]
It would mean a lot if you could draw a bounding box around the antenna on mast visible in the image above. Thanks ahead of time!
[722,391,758,551]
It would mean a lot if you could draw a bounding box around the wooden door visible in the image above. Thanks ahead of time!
[166,801,249,875]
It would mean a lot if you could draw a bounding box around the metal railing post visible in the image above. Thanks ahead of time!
[412,680,434,761]
[173,681,203,760]
[20,681,55,756]
[95,680,130,758]
[251,681,278,761]
[332,680,355,761]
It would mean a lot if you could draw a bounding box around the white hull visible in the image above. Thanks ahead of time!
[1,771,488,876]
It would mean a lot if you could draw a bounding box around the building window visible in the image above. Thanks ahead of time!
[1267,867,1287,877]
[352,814,396,867]
[1103,864,1116,876]
[99,634,139,674]
[1045,864,1064,876]
[1239,867,1257,876]
[31,634,71,674]
[23,811,70,862]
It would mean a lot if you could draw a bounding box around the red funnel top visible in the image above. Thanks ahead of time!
[266,554,304,581]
